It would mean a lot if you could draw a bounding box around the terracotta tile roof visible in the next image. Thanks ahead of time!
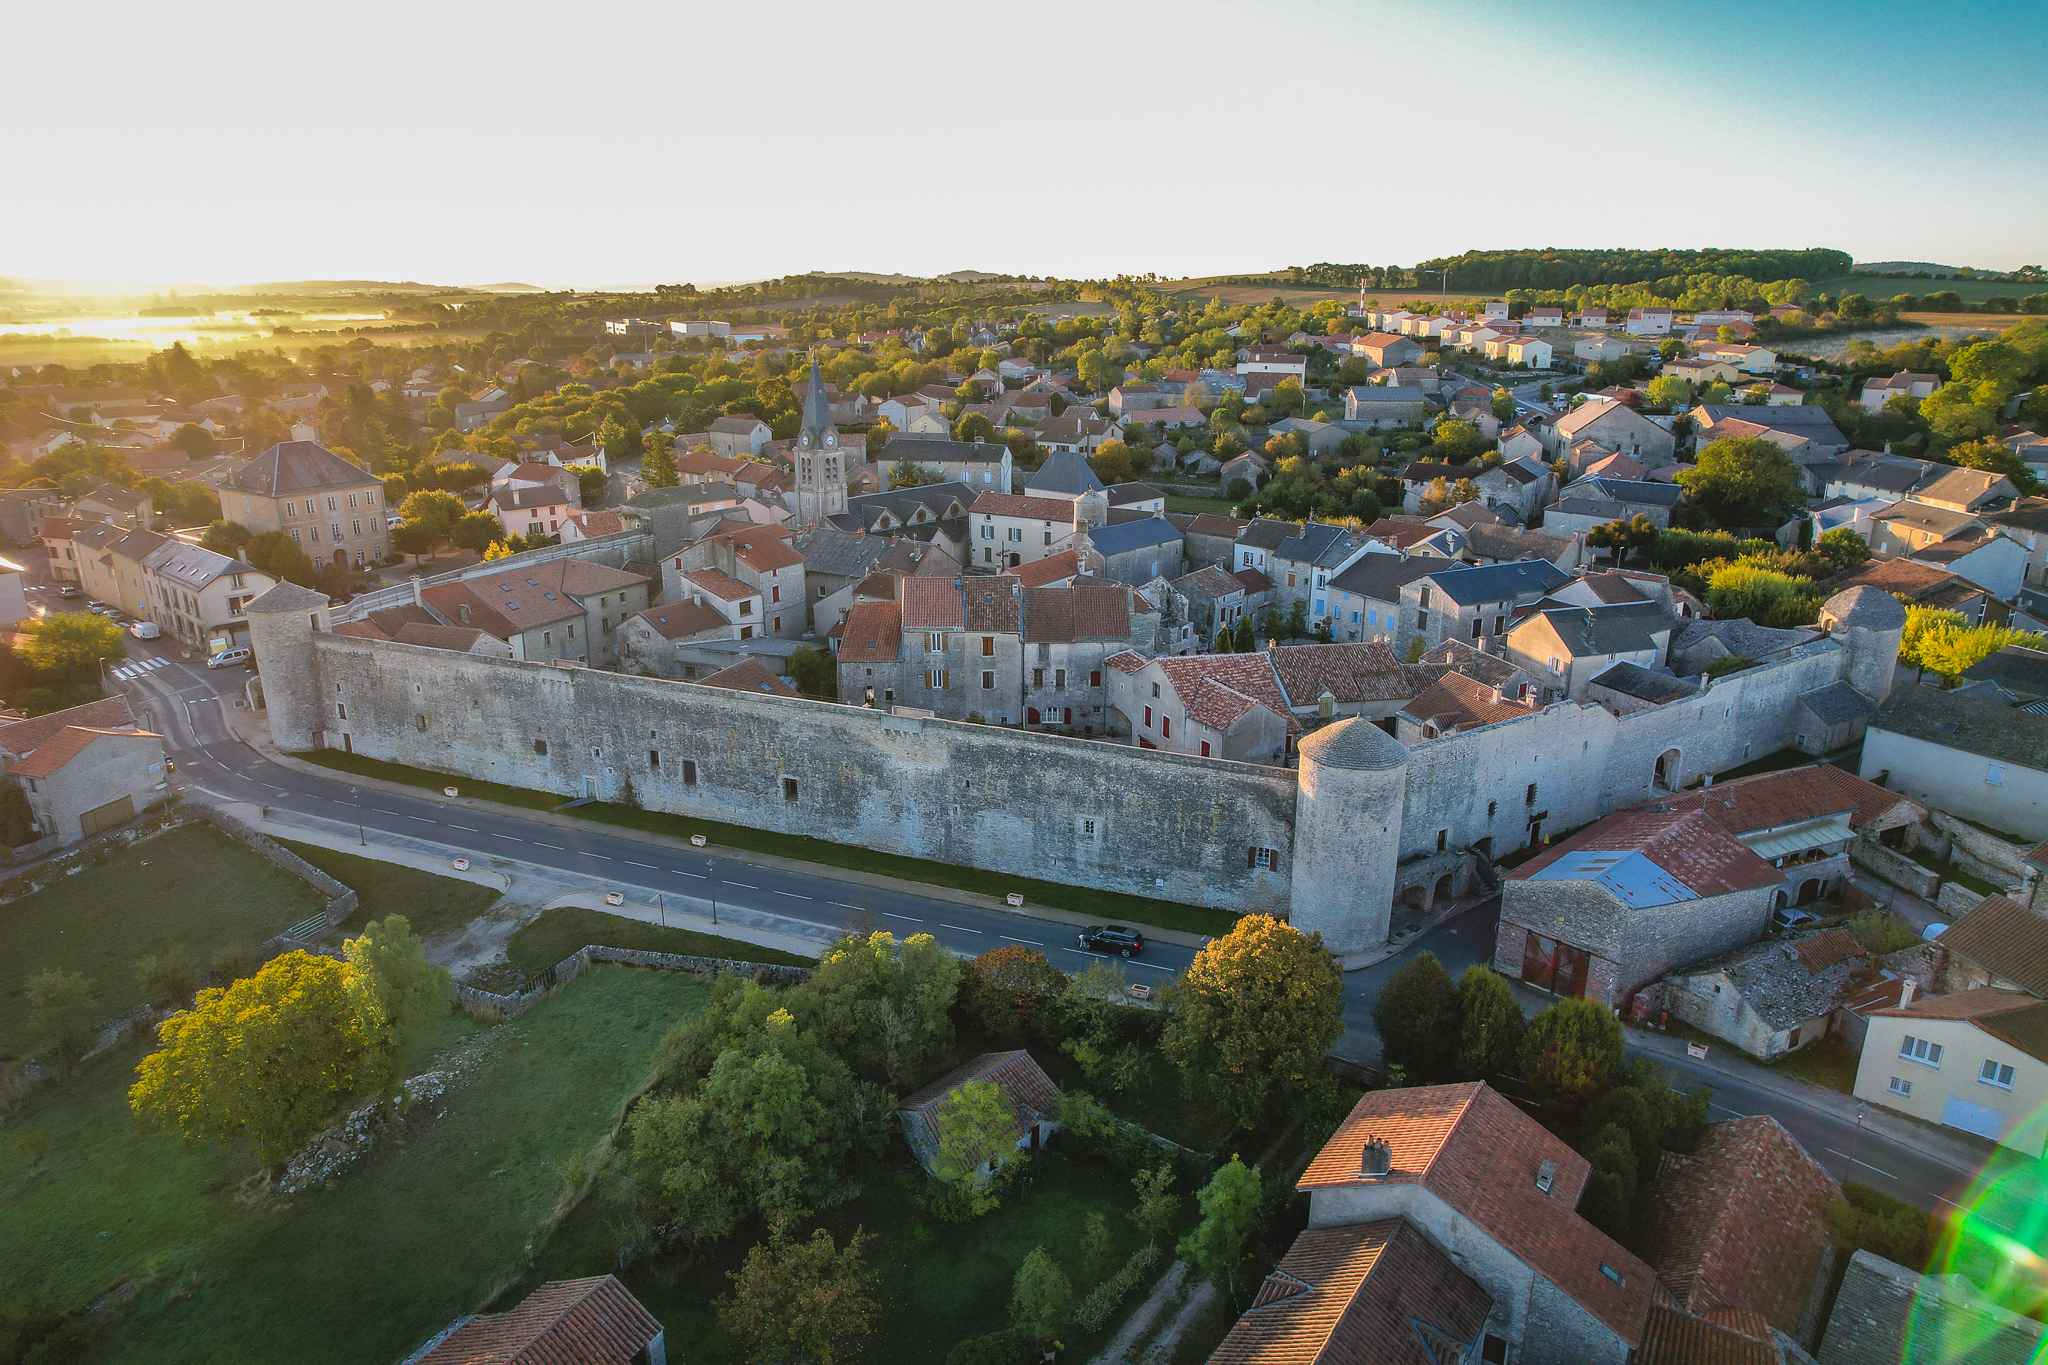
[8,725,159,779]
[900,577,965,630]
[697,659,799,697]
[1399,671,1541,733]
[1175,565,1243,599]
[1822,557,1983,609]
[628,601,728,640]
[1105,649,1147,674]
[1636,1304,1777,1365]
[896,1051,1059,1160]
[1639,764,1905,838]
[0,696,136,756]
[1000,549,1086,588]
[837,600,902,663]
[970,492,1079,521]
[330,619,389,640]
[678,568,756,603]
[1300,1083,1663,1347]
[453,559,649,628]
[1931,895,2048,996]
[1269,642,1409,708]
[419,584,517,640]
[1871,984,2040,1022]
[850,571,899,600]
[415,1274,661,1365]
[963,579,1021,632]
[393,623,493,653]
[1511,809,1785,900]
[566,510,625,538]
[1233,567,1272,592]
[1207,1220,1493,1365]
[1635,1116,1841,1333]
[721,534,805,573]
[1185,513,1249,539]
[1792,928,1866,975]
[1156,654,1296,732]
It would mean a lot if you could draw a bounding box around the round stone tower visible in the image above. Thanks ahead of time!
[1819,584,1907,706]
[244,581,332,752]
[1289,717,1409,956]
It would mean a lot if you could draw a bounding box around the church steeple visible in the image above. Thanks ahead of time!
[797,355,837,450]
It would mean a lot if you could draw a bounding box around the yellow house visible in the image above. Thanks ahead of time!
[1852,987,2048,1156]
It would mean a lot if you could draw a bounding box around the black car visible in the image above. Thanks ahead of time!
[1077,924,1145,957]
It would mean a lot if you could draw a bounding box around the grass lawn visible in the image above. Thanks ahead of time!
[1904,847,2001,898]
[1768,1036,1861,1094]
[507,906,815,977]
[537,1152,1177,1365]
[277,839,502,940]
[0,824,324,1063]
[1165,494,1239,516]
[298,751,1239,938]
[39,964,710,1363]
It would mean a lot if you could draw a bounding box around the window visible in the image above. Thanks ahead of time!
[925,668,949,689]
[739,600,752,615]
[1889,1076,1913,1097]
[1987,764,2006,785]
[1980,1059,2016,1089]
[1436,829,1448,853]
[773,616,781,631]
[1054,668,1066,690]
[1416,611,1428,630]
[1899,1035,1944,1067]
[1598,1263,1624,1286]
[414,714,427,732]
[336,703,346,720]
[1248,846,1279,870]
[982,670,995,689]
[1526,783,1538,806]
[543,630,552,646]
[1151,682,1161,698]
[1090,670,1102,687]
[1472,618,1483,640]
[1033,668,1044,688]
[981,636,995,656]
[1080,817,1099,840]
[591,746,602,759]
[1488,800,1498,818]
[1161,716,1171,738]
[927,632,944,652]
[352,519,362,535]
[1144,706,1153,728]
[781,777,799,803]
[648,749,660,770]
[682,759,698,787]
[534,740,548,755]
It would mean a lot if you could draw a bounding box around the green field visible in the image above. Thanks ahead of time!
[298,750,1239,937]
[1816,275,2035,307]
[277,839,503,940]
[1164,494,1239,516]
[506,906,815,977]
[0,824,324,1062]
[0,963,708,1363]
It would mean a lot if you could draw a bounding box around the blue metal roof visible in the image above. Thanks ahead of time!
[1528,849,1698,908]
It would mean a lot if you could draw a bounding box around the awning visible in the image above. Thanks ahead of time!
[1742,814,1855,862]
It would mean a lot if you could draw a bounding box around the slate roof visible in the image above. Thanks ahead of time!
[1235,518,1301,552]
[1274,522,1362,568]
[1589,661,1700,704]
[228,441,376,496]
[794,526,891,580]
[1327,552,1438,603]
[1299,1083,1664,1348]
[885,435,1008,466]
[1867,684,2048,774]
[1083,517,1182,558]
[1024,450,1107,496]
[1513,809,1784,904]
[1525,600,1671,657]
[141,539,258,591]
[1797,680,1876,726]
[1421,558,1569,607]
[837,599,903,663]
[829,482,972,533]
[1468,523,1574,564]
[1269,642,1410,708]
[1670,618,1818,662]
[1207,1220,1493,1365]
[1818,1249,2045,1365]
[1570,476,1685,508]
[1960,645,2048,699]
[1419,639,1528,689]
[413,1274,662,1365]
[1636,1116,1841,1334]
[491,485,573,512]
[1934,895,2048,997]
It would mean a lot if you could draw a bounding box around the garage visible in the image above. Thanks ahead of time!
[78,794,134,838]
[1941,1095,2006,1140]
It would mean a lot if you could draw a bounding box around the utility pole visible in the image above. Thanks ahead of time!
[657,891,665,929]
[707,859,717,925]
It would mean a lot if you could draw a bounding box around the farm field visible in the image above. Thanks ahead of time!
[1815,275,2036,307]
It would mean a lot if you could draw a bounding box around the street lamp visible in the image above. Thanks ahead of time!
[349,786,364,845]
[1850,1102,1868,1176]
[707,859,717,925]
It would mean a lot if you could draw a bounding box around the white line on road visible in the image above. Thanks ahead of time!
[724,881,758,889]
[448,825,479,832]
[407,815,435,823]
[490,833,522,841]
[586,853,612,860]
[835,902,867,911]
[623,860,656,868]
[1001,935,1043,945]
[883,912,922,922]
[1709,1105,1747,1118]
[939,924,983,934]
[775,891,812,900]
[672,871,706,879]
[1827,1149,1896,1178]
[372,808,399,815]
[263,784,285,792]
[1933,1194,2013,1233]
[534,842,565,850]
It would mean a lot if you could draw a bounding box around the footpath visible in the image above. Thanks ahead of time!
[220,708,1213,949]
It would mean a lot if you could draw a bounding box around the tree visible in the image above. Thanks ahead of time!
[1826,1184,1938,1269]
[786,644,835,698]
[1837,293,1872,322]
[1657,338,1684,362]
[1920,384,1995,445]
[1676,437,1806,528]
[1645,375,1692,411]
[201,519,253,556]
[1130,1165,1181,1242]
[448,510,504,555]
[0,778,35,847]
[342,914,451,1056]
[14,611,124,680]
[1162,915,1343,1129]
[246,530,317,586]
[1371,950,1459,1083]
[1231,614,1253,652]
[1586,514,1656,567]
[1577,1121,1640,1236]
[1271,378,1305,416]
[26,967,96,1060]
[1917,622,2047,684]
[1009,1247,1073,1342]
[168,423,217,460]
[1491,387,1517,422]
[398,489,465,537]
[1520,997,1625,1112]
[930,1078,1019,1212]
[720,1224,879,1365]
[390,521,438,564]
[129,950,389,1163]
[1081,1211,1115,1280]
[1898,604,1966,679]
[962,945,1068,1035]
[890,455,940,490]
[1814,527,1871,571]
[1454,965,1525,1081]
[1177,1157,1262,1292]
[641,442,680,488]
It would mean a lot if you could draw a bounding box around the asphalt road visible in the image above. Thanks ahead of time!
[93,634,2036,1222]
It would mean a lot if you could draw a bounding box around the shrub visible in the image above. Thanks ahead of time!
[1828,1182,1939,1269]
[943,1328,1035,1365]
[133,948,200,1006]
[1846,911,1921,957]
[1070,1241,1163,1332]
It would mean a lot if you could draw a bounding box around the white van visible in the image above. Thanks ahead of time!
[207,646,252,670]
[128,620,161,640]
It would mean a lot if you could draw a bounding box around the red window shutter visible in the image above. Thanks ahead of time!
[1247,846,1256,869]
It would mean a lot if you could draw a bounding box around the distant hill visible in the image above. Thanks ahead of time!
[1853,262,1965,276]
[469,282,546,293]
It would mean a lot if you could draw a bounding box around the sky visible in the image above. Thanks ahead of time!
[5,0,2045,291]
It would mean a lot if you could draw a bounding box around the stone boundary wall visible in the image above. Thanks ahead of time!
[1850,841,1942,900]
[1936,883,1987,919]
[454,944,815,1022]
[1926,811,2034,897]
[191,805,359,927]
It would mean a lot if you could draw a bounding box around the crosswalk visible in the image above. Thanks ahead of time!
[110,657,172,680]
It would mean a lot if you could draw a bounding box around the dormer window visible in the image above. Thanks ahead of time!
[1535,1160,1556,1194]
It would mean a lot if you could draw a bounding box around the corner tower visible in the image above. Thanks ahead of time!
[1819,584,1907,706]
[794,355,847,525]
[1289,717,1409,956]
[245,581,331,751]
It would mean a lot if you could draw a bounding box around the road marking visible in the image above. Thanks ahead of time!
[490,833,522,841]
[1934,1194,2013,1233]
[586,853,612,860]
[883,912,922,922]
[939,924,983,934]
[834,902,867,911]
[623,860,656,868]
[1001,935,1043,945]
[1827,1149,1896,1178]
[775,891,812,900]
[672,871,707,879]
[263,784,285,792]
[407,815,435,823]
[534,842,565,850]
[1708,1104,1747,1118]
[724,881,757,889]
[372,808,399,814]
[448,825,479,832]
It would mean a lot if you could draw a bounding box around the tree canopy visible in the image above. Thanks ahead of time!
[1676,437,1807,528]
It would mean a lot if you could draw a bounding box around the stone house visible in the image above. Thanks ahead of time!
[894,576,1024,723]
[489,485,576,541]
[1549,399,1675,464]
[1664,928,1876,1058]
[223,439,390,569]
[706,414,771,459]
[1166,565,1246,639]
[1344,385,1432,429]
[1265,417,1348,454]
[1542,476,1685,538]
[1323,552,1439,644]
[1396,559,1571,655]
[420,559,650,666]
[1018,581,1149,731]
[1495,808,1786,1008]
[1860,687,2048,841]
[1266,640,1415,731]
[1291,1082,1664,1365]
[141,541,277,654]
[881,435,1013,493]
[1175,512,1248,571]
[1272,524,1378,620]
[663,526,807,639]
[1103,650,1295,764]
[835,598,904,708]
[1395,670,1542,744]
[412,1275,665,1365]
[1070,516,1184,586]
[1230,518,1298,575]
[895,1051,1060,1178]
[1818,1249,2046,1365]
[967,492,1081,570]
[1503,601,1674,702]
[0,697,168,843]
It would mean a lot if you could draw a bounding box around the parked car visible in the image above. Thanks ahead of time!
[206,646,252,670]
[57,584,79,598]
[1770,905,1819,934]
[86,599,110,613]
[128,620,160,639]
[1077,924,1145,957]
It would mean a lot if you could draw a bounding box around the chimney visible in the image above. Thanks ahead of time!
[1535,1160,1557,1195]
[410,576,424,606]
[1359,1136,1391,1178]
[1899,978,1916,1007]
